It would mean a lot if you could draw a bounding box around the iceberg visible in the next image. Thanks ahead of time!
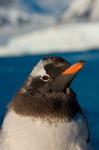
[0,23,99,57]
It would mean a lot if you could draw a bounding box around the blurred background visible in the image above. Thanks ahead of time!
[0,0,99,149]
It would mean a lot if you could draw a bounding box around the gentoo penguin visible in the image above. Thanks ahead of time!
[0,57,92,150]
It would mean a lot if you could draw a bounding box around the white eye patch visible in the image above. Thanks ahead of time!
[30,60,49,79]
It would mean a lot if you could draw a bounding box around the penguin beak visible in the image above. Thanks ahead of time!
[51,61,85,91]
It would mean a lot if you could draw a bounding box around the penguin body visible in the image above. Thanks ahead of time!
[0,57,92,150]
[1,111,89,150]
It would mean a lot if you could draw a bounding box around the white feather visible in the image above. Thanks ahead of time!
[30,60,47,77]
[30,59,53,78]
[20,60,50,93]
[0,111,91,150]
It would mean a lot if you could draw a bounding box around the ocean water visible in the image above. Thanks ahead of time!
[0,50,99,149]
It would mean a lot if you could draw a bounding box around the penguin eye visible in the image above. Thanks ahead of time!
[41,75,50,81]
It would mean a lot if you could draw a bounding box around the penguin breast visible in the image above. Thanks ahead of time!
[1,111,89,150]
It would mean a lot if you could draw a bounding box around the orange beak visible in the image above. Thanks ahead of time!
[52,61,85,91]
[62,61,85,76]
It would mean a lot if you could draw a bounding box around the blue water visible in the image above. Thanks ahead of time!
[0,50,99,149]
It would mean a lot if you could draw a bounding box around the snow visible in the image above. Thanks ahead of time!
[0,23,99,57]
[0,0,99,57]
[54,0,99,22]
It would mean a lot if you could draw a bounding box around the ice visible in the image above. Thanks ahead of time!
[0,23,99,56]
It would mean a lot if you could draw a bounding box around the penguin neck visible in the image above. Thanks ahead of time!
[9,88,82,122]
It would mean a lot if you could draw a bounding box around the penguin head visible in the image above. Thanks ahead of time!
[12,57,85,119]
[30,56,70,80]
[22,57,85,95]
